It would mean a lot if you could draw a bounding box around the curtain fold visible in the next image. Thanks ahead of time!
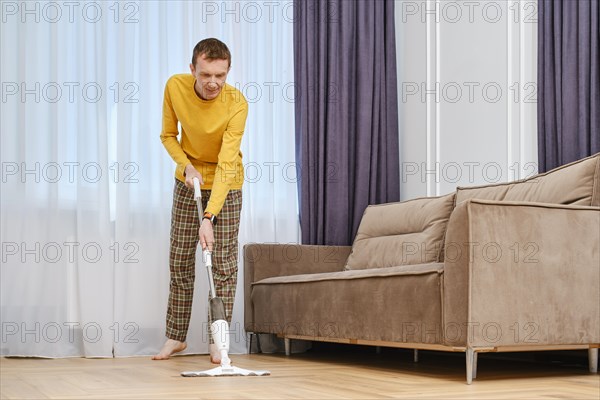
[538,0,600,171]
[294,0,400,246]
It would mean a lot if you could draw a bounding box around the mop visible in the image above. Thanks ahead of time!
[181,177,270,377]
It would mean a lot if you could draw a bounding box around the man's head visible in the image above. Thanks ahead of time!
[189,38,231,100]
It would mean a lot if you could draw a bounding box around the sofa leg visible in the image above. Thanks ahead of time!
[284,338,291,356]
[589,348,598,373]
[246,332,263,354]
[247,332,253,354]
[413,349,419,363]
[466,348,477,384]
[256,334,263,353]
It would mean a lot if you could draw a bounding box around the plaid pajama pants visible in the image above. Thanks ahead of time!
[165,178,242,342]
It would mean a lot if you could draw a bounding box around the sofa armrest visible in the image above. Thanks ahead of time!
[443,200,600,348]
[243,243,352,331]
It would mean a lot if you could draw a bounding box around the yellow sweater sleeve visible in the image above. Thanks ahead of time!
[206,100,248,216]
[159,79,191,178]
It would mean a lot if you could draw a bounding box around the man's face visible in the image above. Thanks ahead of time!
[190,54,230,101]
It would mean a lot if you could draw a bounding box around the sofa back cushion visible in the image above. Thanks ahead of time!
[456,153,600,206]
[345,193,455,270]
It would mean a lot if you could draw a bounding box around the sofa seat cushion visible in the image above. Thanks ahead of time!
[456,152,600,206]
[250,263,444,344]
[255,262,443,286]
[344,193,455,270]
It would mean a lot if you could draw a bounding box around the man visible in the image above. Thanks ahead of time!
[153,38,248,362]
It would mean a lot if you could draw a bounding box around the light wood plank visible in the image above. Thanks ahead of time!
[1,349,599,399]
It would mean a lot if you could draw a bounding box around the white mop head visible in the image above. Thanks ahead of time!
[180,327,270,377]
[181,365,270,377]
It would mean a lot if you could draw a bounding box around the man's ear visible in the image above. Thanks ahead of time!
[190,63,195,74]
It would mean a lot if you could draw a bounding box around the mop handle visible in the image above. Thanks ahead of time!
[193,177,202,202]
[192,177,204,222]
[193,177,217,299]
[203,249,217,299]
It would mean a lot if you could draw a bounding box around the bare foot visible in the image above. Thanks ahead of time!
[209,343,221,364]
[152,339,187,360]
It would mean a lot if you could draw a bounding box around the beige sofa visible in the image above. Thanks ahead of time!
[244,153,600,383]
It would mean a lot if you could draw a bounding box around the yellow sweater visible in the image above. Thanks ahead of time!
[160,74,248,216]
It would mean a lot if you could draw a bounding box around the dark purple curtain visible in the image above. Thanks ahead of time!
[294,0,400,246]
[538,0,600,172]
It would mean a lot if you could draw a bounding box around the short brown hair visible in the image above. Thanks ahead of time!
[191,38,231,67]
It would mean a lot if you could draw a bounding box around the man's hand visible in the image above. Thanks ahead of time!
[199,218,215,251]
[184,164,203,189]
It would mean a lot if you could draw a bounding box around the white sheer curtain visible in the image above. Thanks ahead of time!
[0,1,298,357]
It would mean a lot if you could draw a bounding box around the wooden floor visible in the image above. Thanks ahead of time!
[1,347,599,399]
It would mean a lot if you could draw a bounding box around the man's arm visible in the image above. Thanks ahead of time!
[205,100,249,216]
[160,78,192,179]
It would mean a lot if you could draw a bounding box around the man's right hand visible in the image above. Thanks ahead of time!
[184,164,204,189]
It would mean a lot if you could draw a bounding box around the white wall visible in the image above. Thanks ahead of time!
[395,0,538,200]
